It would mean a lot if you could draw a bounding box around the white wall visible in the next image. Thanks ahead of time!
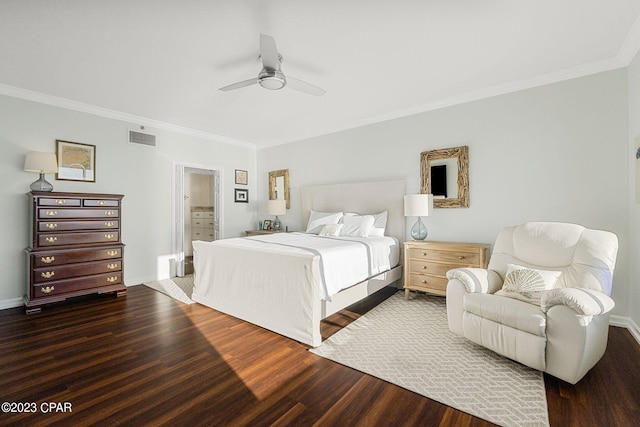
[0,94,256,307]
[258,69,632,319]
[627,54,640,331]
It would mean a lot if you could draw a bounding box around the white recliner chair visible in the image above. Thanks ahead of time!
[446,222,618,384]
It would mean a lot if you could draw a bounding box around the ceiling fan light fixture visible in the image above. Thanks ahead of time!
[258,69,286,90]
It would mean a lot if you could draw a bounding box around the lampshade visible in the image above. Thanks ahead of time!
[267,199,287,216]
[24,151,58,173]
[404,194,433,217]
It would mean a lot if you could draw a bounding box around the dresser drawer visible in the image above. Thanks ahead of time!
[33,272,123,298]
[32,246,123,268]
[38,231,119,247]
[192,212,204,219]
[38,220,119,232]
[192,219,206,227]
[408,248,480,265]
[38,208,120,219]
[37,197,81,207]
[83,198,120,207]
[34,259,122,284]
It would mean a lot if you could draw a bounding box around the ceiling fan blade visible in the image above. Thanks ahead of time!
[219,78,258,92]
[260,34,280,70]
[286,76,326,97]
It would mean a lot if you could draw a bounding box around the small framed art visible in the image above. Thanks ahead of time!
[263,219,272,230]
[234,188,249,203]
[56,140,96,182]
[235,169,248,185]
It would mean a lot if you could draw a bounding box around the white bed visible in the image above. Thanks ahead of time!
[192,180,405,347]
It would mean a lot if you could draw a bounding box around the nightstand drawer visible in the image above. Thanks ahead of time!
[409,260,454,276]
[407,273,448,295]
[408,248,479,265]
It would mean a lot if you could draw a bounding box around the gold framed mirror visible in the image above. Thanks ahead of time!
[420,146,469,208]
[268,169,290,209]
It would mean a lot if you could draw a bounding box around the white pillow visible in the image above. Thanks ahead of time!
[495,264,562,304]
[369,211,388,237]
[340,215,375,237]
[305,211,343,234]
[343,211,388,237]
[318,223,343,237]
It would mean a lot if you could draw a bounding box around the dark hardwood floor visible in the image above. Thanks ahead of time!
[0,285,638,426]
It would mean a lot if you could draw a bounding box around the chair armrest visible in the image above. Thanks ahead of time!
[541,288,615,320]
[446,268,503,294]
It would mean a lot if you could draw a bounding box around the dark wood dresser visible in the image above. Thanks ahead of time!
[25,191,126,313]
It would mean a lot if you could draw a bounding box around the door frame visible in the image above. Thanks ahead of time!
[172,161,224,277]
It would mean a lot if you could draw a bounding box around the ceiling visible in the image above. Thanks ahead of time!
[2,1,640,149]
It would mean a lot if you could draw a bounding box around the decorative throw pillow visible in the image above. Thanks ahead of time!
[318,223,343,237]
[305,211,343,234]
[496,264,562,303]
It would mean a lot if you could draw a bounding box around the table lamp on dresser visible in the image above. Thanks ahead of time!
[267,199,287,231]
[404,194,433,240]
[24,151,58,192]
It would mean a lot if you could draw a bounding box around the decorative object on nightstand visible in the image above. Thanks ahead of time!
[24,151,58,192]
[404,194,433,240]
[403,240,489,299]
[267,199,286,231]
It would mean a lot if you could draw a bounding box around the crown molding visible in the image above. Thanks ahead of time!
[0,84,256,150]
[617,14,640,65]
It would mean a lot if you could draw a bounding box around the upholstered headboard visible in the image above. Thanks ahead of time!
[300,179,406,243]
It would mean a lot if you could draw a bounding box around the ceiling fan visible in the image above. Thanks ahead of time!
[219,34,326,97]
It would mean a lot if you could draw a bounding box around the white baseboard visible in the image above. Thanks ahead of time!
[0,297,24,310]
[610,315,640,345]
[0,276,154,311]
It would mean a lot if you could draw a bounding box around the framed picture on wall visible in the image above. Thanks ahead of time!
[234,188,249,203]
[235,169,248,185]
[56,140,96,182]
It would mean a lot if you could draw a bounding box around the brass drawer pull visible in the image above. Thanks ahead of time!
[422,265,428,269]
[45,237,58,243]
[105,211,115,216]
[421,279,428,284]
[104,222,115,227]
[107,250,119,256]
[41,271,55,279]
[41,256,55,264]
[422,252,427,256]
[41,286,55,294]
[46,211,58,216]
[105,234,114,239]
[45,223,58,229]
[55,200,66,205]
[107,263,118,269]
[98,201,106,205]
[107,276,118,283]
[458,256,465,260]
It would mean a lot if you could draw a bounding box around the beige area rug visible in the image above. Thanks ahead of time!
[143,275,195,305]
[311,292,549,427]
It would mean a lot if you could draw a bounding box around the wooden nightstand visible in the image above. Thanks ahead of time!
[403,241,490,299]
[245,230,289,236]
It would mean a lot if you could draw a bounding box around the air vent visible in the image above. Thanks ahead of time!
[129,130,156,146]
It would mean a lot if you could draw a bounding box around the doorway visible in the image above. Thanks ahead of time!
[173,162,223,277]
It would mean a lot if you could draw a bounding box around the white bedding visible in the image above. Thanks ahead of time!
[200,232,398,300]
[191,232,400,346]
